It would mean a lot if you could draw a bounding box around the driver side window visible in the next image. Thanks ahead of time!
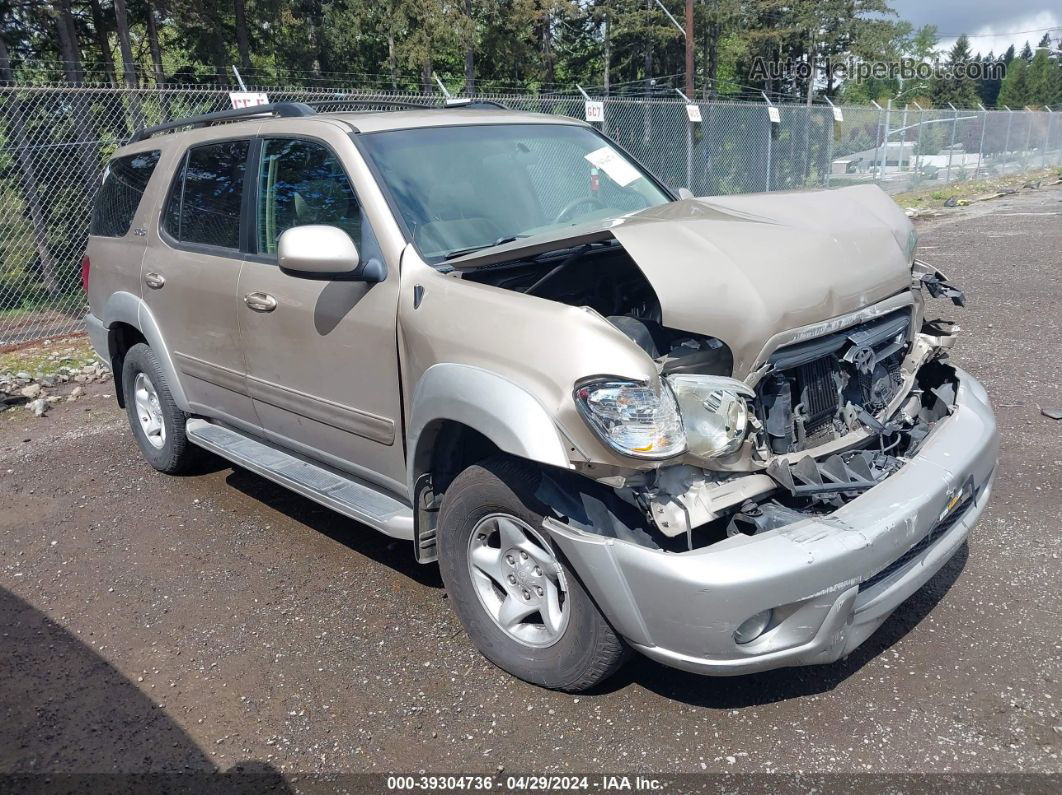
[256,138,365,256]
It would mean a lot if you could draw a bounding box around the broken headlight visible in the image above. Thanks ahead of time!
[574,379,686,459]
[667,375,755,458]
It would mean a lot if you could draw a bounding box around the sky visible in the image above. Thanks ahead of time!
[888,0,1061,57]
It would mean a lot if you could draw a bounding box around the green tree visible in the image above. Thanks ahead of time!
[931,34,979,107]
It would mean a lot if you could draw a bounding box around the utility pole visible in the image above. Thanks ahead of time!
[685,0,695,98]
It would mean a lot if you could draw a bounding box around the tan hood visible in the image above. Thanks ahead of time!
[450,185,915,377]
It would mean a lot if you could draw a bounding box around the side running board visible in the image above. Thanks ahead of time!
[185,418,414,540]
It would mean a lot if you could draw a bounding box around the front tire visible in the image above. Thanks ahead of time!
[437,455,628,692]
[121,343,199,474]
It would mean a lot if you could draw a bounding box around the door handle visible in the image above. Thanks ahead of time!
[244,292,278,313]
[143,271,165,289]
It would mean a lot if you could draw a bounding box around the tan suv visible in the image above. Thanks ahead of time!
[84,101,998,691]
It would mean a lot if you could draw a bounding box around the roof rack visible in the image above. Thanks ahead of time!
[126,97,510,144]
[128,102,317,143]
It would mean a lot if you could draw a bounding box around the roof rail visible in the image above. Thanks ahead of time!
[128,102,317,143]
[302,97,510,112]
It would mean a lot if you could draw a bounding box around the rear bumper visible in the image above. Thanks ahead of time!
[85,311,108,360]
[546,366,999,676]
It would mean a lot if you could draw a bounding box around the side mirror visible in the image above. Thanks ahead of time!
[277,225,385,283]
[676,187,694,200]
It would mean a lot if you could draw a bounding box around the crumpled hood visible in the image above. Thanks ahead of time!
[611,185,915,376]
[448,184,915,378]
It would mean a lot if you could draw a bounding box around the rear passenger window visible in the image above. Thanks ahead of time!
[163,140,249,249]
[89,150,161,237]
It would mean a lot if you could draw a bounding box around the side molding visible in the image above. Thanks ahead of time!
[103,291,190,412]
[407,363,574,497]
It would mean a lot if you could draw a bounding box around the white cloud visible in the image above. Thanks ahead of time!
[938,10,1061,58]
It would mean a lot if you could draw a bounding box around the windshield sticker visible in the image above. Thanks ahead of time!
[584,146,641,188]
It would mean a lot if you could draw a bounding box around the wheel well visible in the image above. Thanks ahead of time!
[418,420,502,495]
[107,322,146,407]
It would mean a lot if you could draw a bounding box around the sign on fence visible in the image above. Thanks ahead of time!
[584,100,604,123]
[832,106,844,122]
[685,104,702,123]
[767,106,780,124]
[229,91,269,109]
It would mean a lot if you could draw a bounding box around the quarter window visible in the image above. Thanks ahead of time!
[89,150,161,237]
[163,140,249,249]
[256,138,362,255]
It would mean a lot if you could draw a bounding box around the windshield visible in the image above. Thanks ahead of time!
[357,123,672,262]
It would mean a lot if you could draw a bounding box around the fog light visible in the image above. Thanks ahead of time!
[734,609,773,644]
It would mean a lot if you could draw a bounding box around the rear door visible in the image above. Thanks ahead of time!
[236,131,406,493]
[142,137,258,426]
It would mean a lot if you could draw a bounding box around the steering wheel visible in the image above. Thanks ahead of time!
[552,196,605,224]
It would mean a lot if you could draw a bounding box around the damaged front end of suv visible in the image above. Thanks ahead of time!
[418,182,999,676]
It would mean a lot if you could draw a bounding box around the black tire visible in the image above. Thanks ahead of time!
[437,455,629,692]
[121,343,199,474]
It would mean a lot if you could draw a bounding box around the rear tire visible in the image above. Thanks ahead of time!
[437,455,629,692]
[121,343,199,474]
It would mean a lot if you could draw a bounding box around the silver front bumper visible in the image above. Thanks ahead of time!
[545,367,999,676]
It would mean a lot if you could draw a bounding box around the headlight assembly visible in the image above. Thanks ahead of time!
[667,374,755,458]
[574,379,686,459]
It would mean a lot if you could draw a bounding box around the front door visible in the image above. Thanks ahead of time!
[236,135,406,493]
[142,138,257,427]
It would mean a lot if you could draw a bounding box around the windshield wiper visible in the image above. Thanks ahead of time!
[442,235,525,260]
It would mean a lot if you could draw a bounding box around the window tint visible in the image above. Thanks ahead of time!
[256,138,362,255]
[89,150,161,237]
[163,140,248,249]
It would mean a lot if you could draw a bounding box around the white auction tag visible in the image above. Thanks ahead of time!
[229,91,270,109]
[832,106,844,122]
[584,146,641,187]
[584,100,605,123]
[767,105,780,124]
[685,104,702,122]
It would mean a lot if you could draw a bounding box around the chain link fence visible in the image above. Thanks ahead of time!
[1,82,1060,346]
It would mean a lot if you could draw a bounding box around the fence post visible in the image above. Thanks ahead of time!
[870,100,883,183]
[823,97,838,188]
[879,99,892,179]
[1002,106,1014,174]
[974,104,988,180]
[675,88,693,191]
[898,102,909,174]
[945,103,958,184]
[761,92,773,192]
[1022,107,1034,169]
[913,101,925,187]
[1041,107,1052,170]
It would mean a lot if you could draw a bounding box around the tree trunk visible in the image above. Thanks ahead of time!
[603,10,610,96]
[0,38,61,299]
[806,39,816,106]
[113,0,145,129]
[541,5,554,86]
[87,0,117,86]
[464,0,475,94]
[146,2,165,84]
[643,0,653,81]
[706,22,719,99]
[54,0,84,83]
[387,33,398,90]
[233,0,252,73]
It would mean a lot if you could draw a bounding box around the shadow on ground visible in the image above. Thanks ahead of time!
[0,586,290,788]
[224,466,443,588]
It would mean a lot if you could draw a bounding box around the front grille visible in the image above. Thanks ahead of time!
[858,498,971,592]
[758,309,912,454]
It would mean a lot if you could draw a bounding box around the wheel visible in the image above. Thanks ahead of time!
[437,455,629,691]
[121,343,199,474]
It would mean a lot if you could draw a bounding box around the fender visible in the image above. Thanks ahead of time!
[407,363,574,497]
[102,291,190,412]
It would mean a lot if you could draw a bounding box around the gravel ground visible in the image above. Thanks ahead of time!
[1,188,1060,778]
